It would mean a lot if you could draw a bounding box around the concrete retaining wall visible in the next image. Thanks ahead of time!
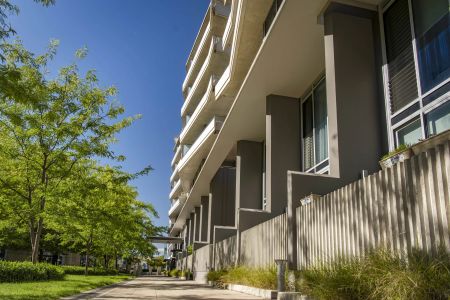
[193,244,211,283]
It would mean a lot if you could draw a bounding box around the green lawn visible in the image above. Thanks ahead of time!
[0,274,132,300]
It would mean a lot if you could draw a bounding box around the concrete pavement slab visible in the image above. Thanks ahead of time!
[61,276,263,300]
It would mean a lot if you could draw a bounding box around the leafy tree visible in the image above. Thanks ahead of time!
[46,161,159,275]
[0,40,138,263]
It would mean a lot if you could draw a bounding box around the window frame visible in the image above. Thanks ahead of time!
[300,75,329,173]
[380,0,450,149]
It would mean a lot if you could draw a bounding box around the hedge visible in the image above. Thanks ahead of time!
[61,265,118,275]
[0,261,65,283]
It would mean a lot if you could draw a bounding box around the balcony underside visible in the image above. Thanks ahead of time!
[183,18,227,93]
[178,117,224,182]
[180,79,231,145]
[169,179,182,200]
[182,41,230,118]
[168,198,184,218]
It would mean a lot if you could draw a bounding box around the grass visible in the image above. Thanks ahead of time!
[298,247,450,300]
[0,274,132,300]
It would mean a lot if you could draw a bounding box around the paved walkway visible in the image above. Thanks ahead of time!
[62,276,263,300]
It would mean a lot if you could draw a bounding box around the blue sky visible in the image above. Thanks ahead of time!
[10,0,210,229]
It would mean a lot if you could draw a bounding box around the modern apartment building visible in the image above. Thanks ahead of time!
[168,0,450,279]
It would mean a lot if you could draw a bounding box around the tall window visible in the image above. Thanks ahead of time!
[302,77,328,173]
[383,0,450,148]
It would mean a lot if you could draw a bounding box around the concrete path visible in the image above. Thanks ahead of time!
[61,276,263,300]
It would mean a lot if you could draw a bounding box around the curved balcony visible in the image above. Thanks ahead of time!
[222,0,237,50]
[178,116,224,177]
[182,37,229,117]
[168,196,185,218]
[169,166,179,185]
[180,77,215,144]
[171,145,182,168]
[184,1,230,87]
[169,179,182,200]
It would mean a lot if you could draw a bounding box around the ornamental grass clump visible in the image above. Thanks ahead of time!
[207,269,228,288]
[0,261,65,282]
[209,266,277,290]
[298,247,450,300]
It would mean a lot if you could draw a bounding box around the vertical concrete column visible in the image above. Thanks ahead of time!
[200,196,209,242]
[236,140,264,212]
[185,221,191,246]
[211,166,236,225]
[266,95,300,270]
[266,95,301,215]
[183,225,188,250]
[324,4,385,181]
[189,212,195,246]
[194,207,201,242]
[208,165,236,243]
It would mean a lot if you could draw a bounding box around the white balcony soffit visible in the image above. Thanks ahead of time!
[222,0,237,49]
[186,6,211,70]
[171,145,182,168]
[168,198,183,218]
[180,78,215,144]
[169,179,182,200]
[169,166,179,184]
[181,38,225,117]
[177,117,223,175]
[183,23,212,92]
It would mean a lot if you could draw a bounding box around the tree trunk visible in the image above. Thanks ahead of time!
[104,255,110,269]
[85,251,89,276]
[31,157,48,264]
[31,217,44,264]
[115,253,118,271]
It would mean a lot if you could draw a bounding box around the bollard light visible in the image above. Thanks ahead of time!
[274,259,287,292]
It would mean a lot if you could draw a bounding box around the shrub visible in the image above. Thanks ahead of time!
[169,268,181,277]
[0,261,65,282]
[208,266,277,290]
[381,143,410,160]
[207,269,228,288]
[298,247,450,300]
[61,265,118,275]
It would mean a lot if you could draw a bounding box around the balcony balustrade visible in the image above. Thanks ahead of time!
[178,116,224,173]
[169,179,182,200]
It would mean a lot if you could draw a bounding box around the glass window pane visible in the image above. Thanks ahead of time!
[314,80,328,164]
[412,0,450,93]
[302,96,314,170]
[427,101,450,136]
[397,118,423,146]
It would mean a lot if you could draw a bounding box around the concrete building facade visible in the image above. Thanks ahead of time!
[167,0,450,280]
